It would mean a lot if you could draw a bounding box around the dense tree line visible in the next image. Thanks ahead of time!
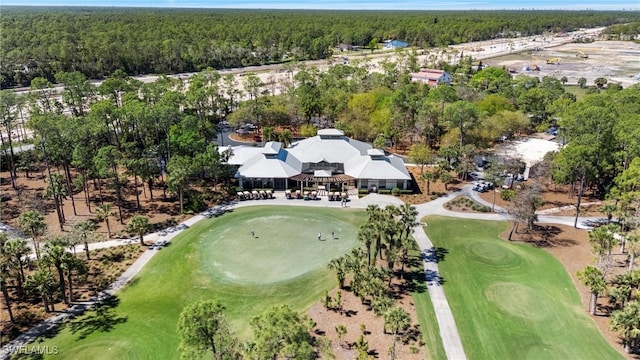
[575,159,640,353]
[603,21,640,39]
[2,7,638,88]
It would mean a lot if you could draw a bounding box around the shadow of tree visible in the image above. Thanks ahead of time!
[525,225,579,248]
[68,296,127,340]
[398,257,428,295]
[424,269,445,286]
[421,246,448,263]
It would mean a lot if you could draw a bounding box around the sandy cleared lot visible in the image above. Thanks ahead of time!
[497,137,561,167]
[485,40,640,87]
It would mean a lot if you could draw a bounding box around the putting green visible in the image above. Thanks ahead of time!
[200,210,360,284]
[424,216,623,360]
[34,205,364,359]
[485,282,554,321]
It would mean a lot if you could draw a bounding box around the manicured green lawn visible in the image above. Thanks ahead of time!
[409,247,447,360]
[564,84,589,101]
[31,206,364,360]
[424,216,623,360]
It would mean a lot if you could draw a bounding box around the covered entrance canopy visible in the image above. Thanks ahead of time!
[289,173,355,183]
[290,172,355,193]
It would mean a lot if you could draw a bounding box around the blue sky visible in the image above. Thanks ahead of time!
[4,0,639,10]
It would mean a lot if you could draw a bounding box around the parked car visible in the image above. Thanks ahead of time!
[176,224,189,230]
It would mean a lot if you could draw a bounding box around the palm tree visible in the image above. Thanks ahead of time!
[3,238,30,298]
[278,129,292,147]
[262,126,276,142]
[335,325,347,349]
[384,306,411,360]
[577,77,587,88]
[63,255,86,303]
[421,171,438,195]
[0,255,15,323]
[382,205,401,258]
[608,272,636,311]
[627,230,640,272]
[398,203,419,240]
[74,220,98,260]
[95,204,113,239]
[577,266,607,315]
[358,225,375,266]
[17,210,46,260]
[383,217,403,263]
[398,235,416,280]
[127,214,151,246]
[439,171,453,191]
[327,256,349,289]
[26,268,58,312]
[366,204,384,261]
[589,224,619,273]
[610,301,640,353]
[43,237,72,304]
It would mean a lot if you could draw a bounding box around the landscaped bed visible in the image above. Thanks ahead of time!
[444,196,492,213]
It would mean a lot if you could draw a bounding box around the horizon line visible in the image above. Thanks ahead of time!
[1,5,639,11]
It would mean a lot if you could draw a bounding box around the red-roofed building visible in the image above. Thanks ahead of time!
[410,69,452,86]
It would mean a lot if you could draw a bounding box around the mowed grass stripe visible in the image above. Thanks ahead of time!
[410,247,448,360]
[423,216,623,360]
[33,206,364,359]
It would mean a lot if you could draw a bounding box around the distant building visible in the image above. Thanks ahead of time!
[410,69,452,86]
[383,40,409,49]
[337,44,354,51]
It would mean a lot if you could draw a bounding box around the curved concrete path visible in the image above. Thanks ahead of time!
[2,186,603,360]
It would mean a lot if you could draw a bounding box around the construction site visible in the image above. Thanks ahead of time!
[484,40,640,87]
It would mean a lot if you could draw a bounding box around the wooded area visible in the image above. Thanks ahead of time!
[1,8,640,351]
[1,7,639,88]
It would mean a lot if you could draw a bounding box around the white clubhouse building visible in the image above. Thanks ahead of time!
[222,129,411,192]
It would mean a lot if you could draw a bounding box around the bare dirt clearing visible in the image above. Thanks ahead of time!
[486,41,640,87]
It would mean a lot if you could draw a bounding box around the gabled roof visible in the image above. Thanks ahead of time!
[287,134,370,163]
[221,145,264,166]
[367,149,385,156]
[411,69,447,80]
[384,40,409,48]
[236,143,301,178]
[261,141,281,155]
[318,128,344,136]
[229,129,410,182]
[345,154,411,180]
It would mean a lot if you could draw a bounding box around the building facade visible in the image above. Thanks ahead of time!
[410,69,452,86]
[222,129,412,192]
